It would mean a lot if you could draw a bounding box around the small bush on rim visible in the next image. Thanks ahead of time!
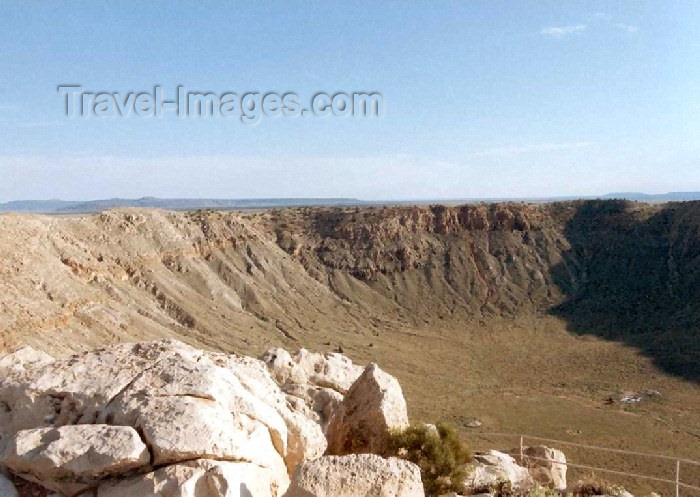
[381,422,471,496]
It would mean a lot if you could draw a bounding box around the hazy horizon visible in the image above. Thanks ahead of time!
[3,190,700,208]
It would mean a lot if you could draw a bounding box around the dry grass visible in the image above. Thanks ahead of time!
[353,316,700,496]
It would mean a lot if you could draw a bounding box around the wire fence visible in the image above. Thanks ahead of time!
[463,432,700,497]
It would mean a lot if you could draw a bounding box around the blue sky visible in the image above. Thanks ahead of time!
[1,1,699,201]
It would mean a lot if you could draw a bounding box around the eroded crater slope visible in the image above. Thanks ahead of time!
[2,201,700,487]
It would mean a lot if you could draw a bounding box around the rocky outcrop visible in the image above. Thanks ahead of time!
[261,348,362,433]
[0,339,333,497]
[94,459,286,497]
[283,385,344,434]
[514,446,567,491]
[261,348,363,394]
[464,450,534,493]
[0,347,54,378]
[0,340,592,497]
[1,425,148,496]
[0,340,426,497]
[326,363,409,455]
[284,454,424,497]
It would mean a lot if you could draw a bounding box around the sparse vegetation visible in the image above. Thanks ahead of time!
[1,204,699,495]
[487,478,516,497]
[382,422,471,496]
[526,485,565,497]
[571,475,627,497]
[472,480,564,497]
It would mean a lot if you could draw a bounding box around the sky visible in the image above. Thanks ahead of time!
[1,1,699,201]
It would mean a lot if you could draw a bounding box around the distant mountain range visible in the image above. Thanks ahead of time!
[2,192,700,213]
[600,192,700,201]
[0,197,363,214]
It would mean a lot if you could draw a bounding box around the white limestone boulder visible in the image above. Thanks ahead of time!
[95,351,288,475]
[100,393,286,473]
[291,349,364,393]
[207,352,327,471]
[261,348,363,435]
[514,445,567,491]
[261,348,309,386]
[282,384,344,433]
[261,348,363,394]
[0,340,195,437]
[326,363,409,455]
[1,425,149,496]
[464,450,533,493]
[284,454,424,497]
[0,339,326,495]
[279,408,328,474]
[96,459,287,497]
[0,346,54,378]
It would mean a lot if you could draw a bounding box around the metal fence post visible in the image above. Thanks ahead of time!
[465,431,700,495]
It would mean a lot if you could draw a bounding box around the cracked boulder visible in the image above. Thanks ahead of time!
[0,340,192,438]
[1,425,149,496]
[95,351,289,473]
[326,363,409,455]
[512,445,567,491]
[464,450,534,493]
[0,339,328,495]
[93,459,287,497]
[0,346,54,379]
[261,348,362,433]
[284,454,424,497]
[261,348,363,394]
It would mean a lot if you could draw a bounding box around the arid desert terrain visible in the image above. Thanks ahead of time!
[1,199,699,495]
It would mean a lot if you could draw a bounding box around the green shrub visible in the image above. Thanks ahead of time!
[471,478,523,497]
[473,481,564,497]
[489,478,516,497]
[526,484,565,497]
[382,422,471,496]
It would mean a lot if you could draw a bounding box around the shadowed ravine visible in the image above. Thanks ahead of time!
[551,200,700,381]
